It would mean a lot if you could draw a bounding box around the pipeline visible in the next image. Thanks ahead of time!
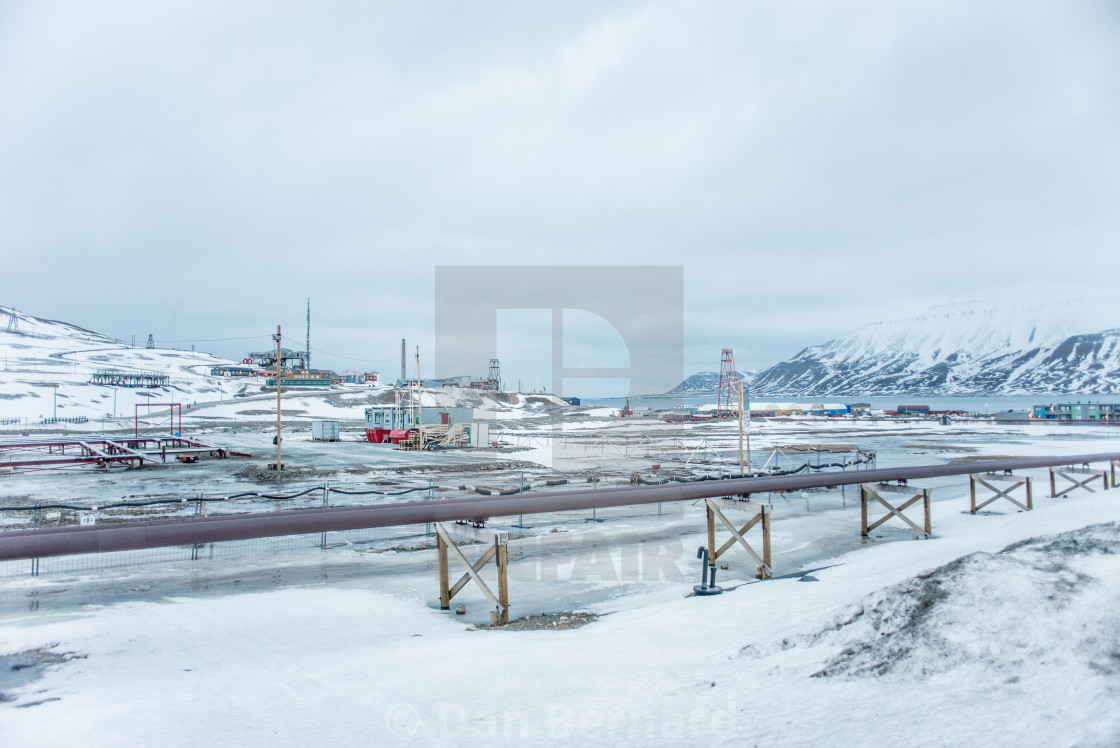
[1,453,1117,562]
[0,485,431,513]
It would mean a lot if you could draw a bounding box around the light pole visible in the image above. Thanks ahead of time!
[273,325,283,471]
[53,384,59,420]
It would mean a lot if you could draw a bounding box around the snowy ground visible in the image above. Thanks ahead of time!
[1,481,1118,745]
[0,417,1118,745]
[3,307,1120,744]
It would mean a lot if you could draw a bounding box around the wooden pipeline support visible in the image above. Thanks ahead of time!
[704,497,772,579]
[435,523,509,625]
[860,483,931,539]
[1049,466,1110,498]
[969,473,1033,513]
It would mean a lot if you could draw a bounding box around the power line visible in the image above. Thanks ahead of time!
[151,335,272,344]
[277,334,398,364]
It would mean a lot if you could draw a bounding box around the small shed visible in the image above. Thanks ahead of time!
[311,420,340,442]
[467,422,491,448]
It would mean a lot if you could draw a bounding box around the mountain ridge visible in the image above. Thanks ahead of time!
[750,290,1120,396]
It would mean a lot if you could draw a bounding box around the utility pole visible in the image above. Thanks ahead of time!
[737,380,744,476]
[415,345,423,447]
[273,325,283,470]
[742,380,753,474]
[53,383,59,420]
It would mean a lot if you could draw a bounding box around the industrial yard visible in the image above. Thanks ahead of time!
[2,319,1119,746]
[2,406,1119,745]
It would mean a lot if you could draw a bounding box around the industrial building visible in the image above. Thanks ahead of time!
[210,365,259,377]
[89,370,170,388]
[245,348,310,371]
[804,403,850,417]
[265,376,331,388]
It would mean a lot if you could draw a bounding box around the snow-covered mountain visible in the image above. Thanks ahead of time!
[665,369,753,396]
[752,287,1120,396]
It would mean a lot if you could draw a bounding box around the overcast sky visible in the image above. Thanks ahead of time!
[2,1,1118,395]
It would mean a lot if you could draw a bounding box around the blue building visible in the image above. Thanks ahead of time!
[1032,402,1119,421]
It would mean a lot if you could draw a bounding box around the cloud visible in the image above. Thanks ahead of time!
[1,0,1117,386]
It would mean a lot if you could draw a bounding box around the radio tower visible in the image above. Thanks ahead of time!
[716,348,738,416]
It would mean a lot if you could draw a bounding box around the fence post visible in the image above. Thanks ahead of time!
[517,472,524,528]
[320,481,329,550]
[31,502,41,576]
[191,492,204,560]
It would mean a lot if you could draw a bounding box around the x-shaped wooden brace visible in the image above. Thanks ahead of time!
[705,498,771,579]
[436,523,509,625]
[860,484,931,538]
[970,474,1032,513]
[1050,467,1109,498]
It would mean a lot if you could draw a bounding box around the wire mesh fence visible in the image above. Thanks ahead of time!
[0,450,894,582]
[0,481,695,580]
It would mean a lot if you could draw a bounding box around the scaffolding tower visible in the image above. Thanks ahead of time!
[716,348,738,416]
[469,358,502,391]
[488,358,501,389]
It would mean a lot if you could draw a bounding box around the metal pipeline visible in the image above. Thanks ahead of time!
[2,452,1117,562]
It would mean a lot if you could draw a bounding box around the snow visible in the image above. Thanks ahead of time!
[834,286,1120,364]
[753,285,1120,395]
[0,304,249,426]
[2,465,1119,745]
[0,305,566,432]
[3,303,1120,745]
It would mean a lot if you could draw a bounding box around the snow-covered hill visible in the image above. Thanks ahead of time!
[665,369,753,396]
[752,286,1120,396]
[0,305,568,431]
[0,305,257,427]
